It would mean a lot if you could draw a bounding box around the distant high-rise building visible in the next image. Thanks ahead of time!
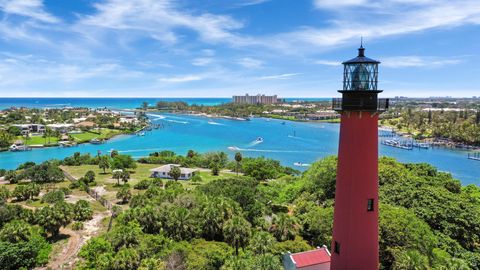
[232,94,281,104]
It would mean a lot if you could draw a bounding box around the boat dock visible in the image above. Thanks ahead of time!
[381,139,414,150]
[468,152,480,161]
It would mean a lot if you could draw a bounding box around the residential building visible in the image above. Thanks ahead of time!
[149,164,198,180]
[232,94,281,104]
[283,246,331,270]
[12,124,45,135]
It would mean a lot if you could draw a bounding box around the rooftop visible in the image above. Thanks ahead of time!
[290,246,331,268]
[149,164,198,174]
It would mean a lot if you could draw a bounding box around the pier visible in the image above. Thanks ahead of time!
[468,152,480,161]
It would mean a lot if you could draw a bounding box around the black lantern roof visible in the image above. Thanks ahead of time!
[342,45,380,64]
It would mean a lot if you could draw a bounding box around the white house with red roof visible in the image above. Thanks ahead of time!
[283,246,331,270]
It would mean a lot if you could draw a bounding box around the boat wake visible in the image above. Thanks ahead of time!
[147,114,166,119]
[208,121,225,126]
[228,147,318,154]
[287,135,318,143]
[166,119,189,124]
[247,137,264,147]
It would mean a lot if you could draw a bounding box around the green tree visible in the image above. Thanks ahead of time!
[35,202,73,236]
[211,163,220,176]
[121,170,130,185]
[79,237,113,269]
[0,220,33,243]
[169,166,181,181]
[270,213,298,241]
[0,186,10,203]
[249,231,277,255]
[99,155,111,174]
[73,200,93,221]
[108,222,142,251]
[116,185,132,204]
[4,170,17,184]
[0,129,14,148]
[112,170,123,186]
[392,249,430,270]
[234,152,242,175]
[84,170,96,183]
[223,216,251,255]
[112,247,141,270]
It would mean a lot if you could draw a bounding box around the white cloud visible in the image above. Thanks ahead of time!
[79,0,244,45]
[262,0,480,53]
[381,56,463,68]
[237,57,263,69]
[192,58,213,66]
[158,75,204,83]
[258,73,300,80]
[236,0,271,7]
[314,0,366,9]
[316,60,341,66]
[0,0,59,23]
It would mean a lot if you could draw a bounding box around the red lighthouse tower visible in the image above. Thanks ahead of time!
[330,45,388,270]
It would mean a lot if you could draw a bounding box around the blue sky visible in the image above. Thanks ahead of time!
[0,0,479,98]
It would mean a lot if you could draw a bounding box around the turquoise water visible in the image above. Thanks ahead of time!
[0,97,329,110]
[0,113,478,185]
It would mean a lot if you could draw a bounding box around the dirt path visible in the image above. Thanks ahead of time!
[37,211,110,270]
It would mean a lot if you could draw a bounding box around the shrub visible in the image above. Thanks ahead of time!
[73,200,93,221]
[134,179,151,190]
[191,174,202,183]
[72,221,84,231]
[41,190,65,204]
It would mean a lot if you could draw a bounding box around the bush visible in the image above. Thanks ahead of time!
[12,183,40,201]
[41,190,65,204]
[151,178,163,187]
[134,179,151,190]
[72,221,84,231]
[73,200,93,221]
[191,174,202,183]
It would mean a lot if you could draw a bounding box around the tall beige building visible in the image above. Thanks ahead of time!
[232,94,280,104]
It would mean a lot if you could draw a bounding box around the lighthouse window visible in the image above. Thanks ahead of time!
[334,241,340,254]
[367,199,374,212]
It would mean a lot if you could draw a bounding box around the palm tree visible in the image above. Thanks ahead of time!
[223,216,251,256]
[169,166,181,181]
[234,152,242,175]
[393,249,430,270]
[270,213,298,241]
[98,155,110,174]
[112,170,123,186]
[249,231,277,255]
[44,127,53,145]
[121,171,130,185]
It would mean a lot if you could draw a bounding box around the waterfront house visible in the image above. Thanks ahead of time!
[47,123,74,133]
[149,164,198,180]
[283,246,331,270]
[12,124,45,135]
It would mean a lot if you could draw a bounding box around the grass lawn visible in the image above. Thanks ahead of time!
[61,164,236,206]
[69,129,123,143]
[17,135,59,146]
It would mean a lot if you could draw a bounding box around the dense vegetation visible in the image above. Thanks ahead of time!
[381,100,480,145]
[1,146,479,269]
[154,100,330,119]
[73,155,480,270]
